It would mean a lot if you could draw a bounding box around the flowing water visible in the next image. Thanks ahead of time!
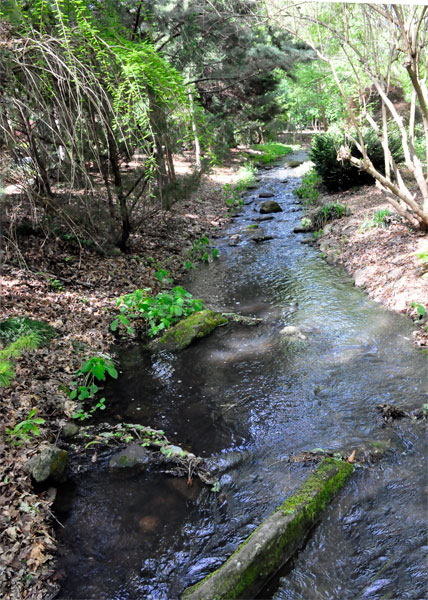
[55,155,427,600]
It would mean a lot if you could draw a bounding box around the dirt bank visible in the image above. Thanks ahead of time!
[312,184,428,348]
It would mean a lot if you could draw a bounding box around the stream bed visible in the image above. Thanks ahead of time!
[54,154,427,600]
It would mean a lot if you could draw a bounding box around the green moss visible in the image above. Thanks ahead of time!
[153,310,228,352]
[183,458,353,600]
[246,224,259,230]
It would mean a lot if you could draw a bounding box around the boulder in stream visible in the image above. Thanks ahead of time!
[25,445,68,482]
[258,191,275,198]
[109,443,151,469]
[150,310,228,352]
[260,200,282,214]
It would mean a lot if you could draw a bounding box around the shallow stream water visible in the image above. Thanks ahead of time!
[55,155,427,600]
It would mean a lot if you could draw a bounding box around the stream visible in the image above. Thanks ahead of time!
[54,154,427,600]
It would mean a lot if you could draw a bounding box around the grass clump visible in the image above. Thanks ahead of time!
[250,142,293,164]
[312,203,349,229]
[0,317,56,346]
[360,208,392,231]
[295,169,322,205]
[235,163,257,192]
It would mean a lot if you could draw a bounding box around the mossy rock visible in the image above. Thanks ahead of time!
[150,310,228,352]
[260,200,282,214]
[25,445,68,483]
[287,160,303,168]
[183,458,353,599]
[0,317,57,345]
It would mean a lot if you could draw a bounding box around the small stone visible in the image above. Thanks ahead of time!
[280,325,306,340]
[25,446,68,482]
[138,515,160,533]
[258,191,275,198]
[62,422,79,439]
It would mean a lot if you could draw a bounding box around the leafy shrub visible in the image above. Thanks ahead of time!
[111,284,204,338]
[6,409,45,446]
[312,203,348,229]
[223,183,243,210]
[184,235,219,269]
[69,354,118,421]
[311,127,404,191]
[295,169,322,204]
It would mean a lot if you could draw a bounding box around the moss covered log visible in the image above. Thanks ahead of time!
[183,458,354,600]
[150,310,227,352]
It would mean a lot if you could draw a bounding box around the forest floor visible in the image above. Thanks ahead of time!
[1,149,427,599]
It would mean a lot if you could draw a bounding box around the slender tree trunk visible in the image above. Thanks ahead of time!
[188,90,201,171]
[107,133,130,251]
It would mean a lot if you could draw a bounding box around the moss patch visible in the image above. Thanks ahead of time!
[151,310,228,352]
[183,458,353,600]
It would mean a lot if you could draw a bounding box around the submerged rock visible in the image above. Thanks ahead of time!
[260,200,282,214]
[280,325,306,341]
[109,443,151,469]
[150,310,228,352]
[25,445,68,482]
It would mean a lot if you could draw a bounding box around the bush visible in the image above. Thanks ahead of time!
[310,127,404,191]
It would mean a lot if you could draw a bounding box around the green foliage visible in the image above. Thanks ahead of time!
[111,283,204,338]
[360,209,392,231]
[0,317,56,345]
[6,409,45,446]
[184,235,219,269]
[311,127,404,191]
[250,142,293,164]
[414,247,428,265]
[0,323,49,387]
[235,163,257,192]
[70,354,118,421]
[0,360,15,387]
[295,169,322,204]
[411,302,426,317]
[48,278,64,292]
[0,334,40,360]
[301,217,312,230]
[223,183,243,210]
[312,203,348,229]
